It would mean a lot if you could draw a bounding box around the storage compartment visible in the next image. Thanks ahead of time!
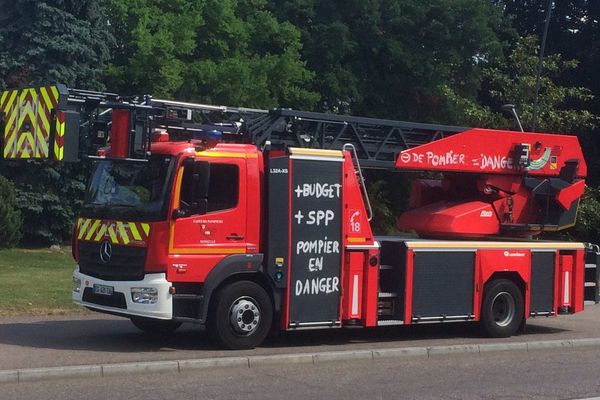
[530,252,555,315]
[412,251,475,320]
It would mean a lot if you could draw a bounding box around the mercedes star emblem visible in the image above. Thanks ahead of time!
[99,240,112,263]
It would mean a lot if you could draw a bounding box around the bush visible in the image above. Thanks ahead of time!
[0,175,22,248]
[572,186,600,244]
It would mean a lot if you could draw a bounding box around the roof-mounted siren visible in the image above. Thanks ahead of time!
[192,129,222,149]
[0,84,80,162]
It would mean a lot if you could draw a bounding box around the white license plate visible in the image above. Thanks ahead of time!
[93,284,114,296]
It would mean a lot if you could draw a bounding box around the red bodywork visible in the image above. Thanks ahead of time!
[73,124,587,335]
[396,128,587,237]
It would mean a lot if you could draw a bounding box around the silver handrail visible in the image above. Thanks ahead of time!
[343,144,373,221]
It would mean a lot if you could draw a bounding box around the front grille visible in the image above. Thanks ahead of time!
[78,242,147,281]
[82,288,127,309]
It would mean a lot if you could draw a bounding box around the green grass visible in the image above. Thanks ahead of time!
[0,248,87,316]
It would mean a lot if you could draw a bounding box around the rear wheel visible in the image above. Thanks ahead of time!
[130,316,182,335]
[480,279,524,337]
[207,281,273,350]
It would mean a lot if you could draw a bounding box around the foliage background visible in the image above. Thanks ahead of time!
[0,0,599,245]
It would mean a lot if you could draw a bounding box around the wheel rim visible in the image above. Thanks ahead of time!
[491,291,516,327]
[229,296,261,335]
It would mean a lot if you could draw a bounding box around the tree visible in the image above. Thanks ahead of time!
[105,0,319,109]
[0,175,22,248]
[268,0,510,122]
[0,0,111,89]
[494,1,600,186]
[442,35,595,133]
[0,0,112,244]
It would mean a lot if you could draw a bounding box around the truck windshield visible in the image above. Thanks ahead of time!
[82,156,174,221]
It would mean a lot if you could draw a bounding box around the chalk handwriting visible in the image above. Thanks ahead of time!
[295,277,340,295]
[296,237,340,255]
[294,183,341,199]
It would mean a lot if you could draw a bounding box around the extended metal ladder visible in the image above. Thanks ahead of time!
[241,109,468,169]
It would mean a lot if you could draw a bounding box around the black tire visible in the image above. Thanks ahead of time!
[480,279,524,337]
[130,316,182,335]
[207,281,273,350]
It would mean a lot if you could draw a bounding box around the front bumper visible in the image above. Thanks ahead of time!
[72,266,173,320]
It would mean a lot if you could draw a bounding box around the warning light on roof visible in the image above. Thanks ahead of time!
[192,129,222,148]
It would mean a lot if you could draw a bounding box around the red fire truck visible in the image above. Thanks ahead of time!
[0,84,592,349]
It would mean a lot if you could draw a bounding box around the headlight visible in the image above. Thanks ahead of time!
[72,277,81,293]
[131,287,158,304]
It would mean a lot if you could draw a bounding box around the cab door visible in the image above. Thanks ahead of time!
[171,157,248,255]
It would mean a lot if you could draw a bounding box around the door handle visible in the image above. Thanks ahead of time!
[226,234,244,241]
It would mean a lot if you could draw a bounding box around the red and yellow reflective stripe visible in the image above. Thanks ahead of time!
[0,85,61,159]
[76,218,151,246]
[53,112,66,160]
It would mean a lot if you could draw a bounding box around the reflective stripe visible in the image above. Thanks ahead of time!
[351,274,359,316]
[76,218,151,246]
[0,85,61,159]
[564,271,570,304]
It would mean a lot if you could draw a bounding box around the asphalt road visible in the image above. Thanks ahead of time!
[1,304,600,370]
[3,346,600,399]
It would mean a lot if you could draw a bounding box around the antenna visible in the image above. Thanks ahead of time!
[531,0,554,132]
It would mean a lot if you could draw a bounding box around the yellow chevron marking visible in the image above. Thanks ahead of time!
[50,86,59,101]
[129,223,142,241]
[85,220,101,241]
[94,224,107,241]
[107,225,118,243]
[5,103,18,135]
[36,127,49,157]
[78,219,91,239]
[22,131,35,153]
[117,221,130,245]
[0,91,7,107]
[38,106,49,133]
[5,90,17,111]
[3,141,13,158]
[39,87,52,110]
[19,89,28,103]
[16,132,34,157]
[29,90,43,158]
[54,119,65,160]
[75,219,150,245]
[17,100,35,130]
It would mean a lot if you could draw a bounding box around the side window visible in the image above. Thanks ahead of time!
[179,162,239,214]
[207,163,238,212]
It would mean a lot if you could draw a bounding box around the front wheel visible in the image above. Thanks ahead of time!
[207,281,273,350]
[130,316,182,335]
[480,279,524,337]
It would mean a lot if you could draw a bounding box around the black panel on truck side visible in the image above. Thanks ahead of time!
[288,158,342,325]
[266,156,290,289]
[530,251,555,314]
[378,240,407,320]
[412,251,475,319]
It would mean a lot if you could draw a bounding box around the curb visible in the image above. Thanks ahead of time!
[3,337,600,384]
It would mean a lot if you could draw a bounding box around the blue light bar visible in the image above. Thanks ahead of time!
[192,129,222,143]
[191,129,222,149]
